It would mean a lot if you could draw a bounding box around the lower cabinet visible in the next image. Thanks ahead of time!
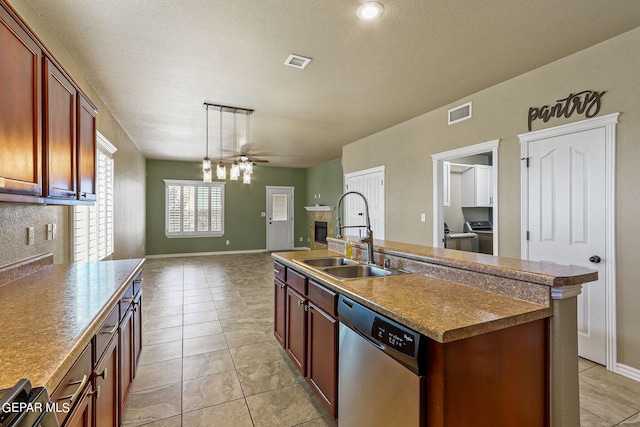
[62,384,93,427]
[276,264,338,419]
[51,343,92,427]
[93,335,119,427]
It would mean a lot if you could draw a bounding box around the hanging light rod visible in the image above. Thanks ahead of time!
[203,102,254,116]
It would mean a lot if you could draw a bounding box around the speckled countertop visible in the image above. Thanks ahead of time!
[274,249,559,343]
[0,259,144,390]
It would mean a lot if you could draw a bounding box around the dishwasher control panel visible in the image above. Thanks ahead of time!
[372,317,417,358]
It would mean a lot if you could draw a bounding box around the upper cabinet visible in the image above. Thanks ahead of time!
[461,165,493,207]
[0,0,97,205]
[0,4,43,198]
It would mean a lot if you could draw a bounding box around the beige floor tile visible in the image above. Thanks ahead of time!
[182,398,253,427]
[246,384,319,427]
[182,371,244,412]
[147,304,183,318]
[183,310,219,325]
[219,316,260,333]
[237,359,296,396]
[138,340,182,366]
[298,419,329,427]
[183,288,212,297]
[580,379,637,424]
[581,366,640,408]
[580,409,613,427]
[121,382,182,426]
[183,301,216,314]
[183,333,229,357]
[224,329,271,349]
[134,415,182,427]
[620,412,640,425]
[230,341,282,369]
[183,349,236,380]
[183,320,223,339]
[184,294,213,305]
[131,358,182,393]
[144,325,183,346]
[143,314,183,331]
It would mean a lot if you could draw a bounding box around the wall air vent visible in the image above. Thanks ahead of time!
[284,54,312,69]
[448,102,472,125]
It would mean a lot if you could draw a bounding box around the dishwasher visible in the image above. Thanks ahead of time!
[338,295,427,427]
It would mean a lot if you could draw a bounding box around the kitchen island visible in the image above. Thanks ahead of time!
[0,254,144,426]
[273,237,597,426]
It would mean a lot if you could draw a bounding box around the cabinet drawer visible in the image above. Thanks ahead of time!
[95,304,119,366]
[132,272,143,296]
[286,268,307,295]
[120,283,134,320]
[308,280,337,317]
[273,262,286,282]
[51,342,92,426]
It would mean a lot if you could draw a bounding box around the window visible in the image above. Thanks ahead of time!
[164,179,225,238]
[72,132,116,262]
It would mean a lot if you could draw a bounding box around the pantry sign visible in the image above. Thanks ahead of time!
[527,90,606,131]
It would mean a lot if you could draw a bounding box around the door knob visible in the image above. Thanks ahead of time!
[589,255,602,264]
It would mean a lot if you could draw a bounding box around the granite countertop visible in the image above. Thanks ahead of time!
[273,250,554,343]
[0,259,144,390]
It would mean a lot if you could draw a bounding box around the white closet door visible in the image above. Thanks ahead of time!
[344,167,385,240]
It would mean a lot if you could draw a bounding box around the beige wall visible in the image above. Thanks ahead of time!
[343,27,640,371]
[0,0,146,265]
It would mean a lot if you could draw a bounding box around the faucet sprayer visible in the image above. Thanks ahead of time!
[335,191,375,265]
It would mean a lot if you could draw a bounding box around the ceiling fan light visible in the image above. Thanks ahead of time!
[245,162,253,174]
[243,171,251,184]
[202,157,212,182]
[216,162,226,180]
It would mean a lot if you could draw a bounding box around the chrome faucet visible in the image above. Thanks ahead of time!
[335,191,375,265]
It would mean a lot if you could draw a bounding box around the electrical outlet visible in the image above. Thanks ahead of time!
[261,212,266,217]
[226,240,230,245]
[46,224,53,240]
[420,213,426,222]
[299,237,303,242]
[27,227,35,245]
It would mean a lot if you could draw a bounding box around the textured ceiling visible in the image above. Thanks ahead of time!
[24,0,640,168]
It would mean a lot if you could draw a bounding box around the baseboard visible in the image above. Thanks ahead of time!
[614,363,640,383]
[146,249,267,259]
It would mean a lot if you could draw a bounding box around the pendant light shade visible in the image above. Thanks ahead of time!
[230,112,240,180]
[243,170,251,184]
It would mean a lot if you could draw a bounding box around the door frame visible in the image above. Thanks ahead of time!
[266,185,295,251]
[432,139,500,253]
[519,112,618,370]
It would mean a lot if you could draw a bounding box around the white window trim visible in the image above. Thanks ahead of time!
[164,179,226,238]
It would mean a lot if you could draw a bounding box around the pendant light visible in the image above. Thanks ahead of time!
[202,105,212,182]
[242,113,252,184]
[216,107,226,179]
[230,111,240,180]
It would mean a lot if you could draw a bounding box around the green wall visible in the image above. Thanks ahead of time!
[305,157,343,207]
[146,159,309,255]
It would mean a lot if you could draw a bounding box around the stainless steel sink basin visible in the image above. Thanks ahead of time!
[321,264,409,280]
[301,257,359,267]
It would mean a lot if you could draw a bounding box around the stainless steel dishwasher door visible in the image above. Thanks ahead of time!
[338,323,423,427]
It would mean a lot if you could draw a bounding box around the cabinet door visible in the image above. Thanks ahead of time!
[119,306,133,423]
[94,335,119,427]
[44,58,77,199]
[62,384,93,427]
[0,6,42,196]
[475,165,493,207]
[285,287,307,375]
[274,279,286,348]
[307,303,338,418]
[132,291,143,373]
[76,94,97,202]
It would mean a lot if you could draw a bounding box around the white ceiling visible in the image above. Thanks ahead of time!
[25,0,640,168]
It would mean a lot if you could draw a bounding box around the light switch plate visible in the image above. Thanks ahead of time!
[46,224,53,240]
[27,227,35,245]
[420,213,426,222]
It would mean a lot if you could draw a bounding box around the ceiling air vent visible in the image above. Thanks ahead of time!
[284,54,312,69]
[448,102,472,125]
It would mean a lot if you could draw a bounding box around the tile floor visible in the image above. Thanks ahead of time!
[122,253,640,426]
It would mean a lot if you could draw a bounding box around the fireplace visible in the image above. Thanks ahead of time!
[314,221,328,244]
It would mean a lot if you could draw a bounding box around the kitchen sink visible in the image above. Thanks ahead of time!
[321,264,409,280]
[301,257,359,267]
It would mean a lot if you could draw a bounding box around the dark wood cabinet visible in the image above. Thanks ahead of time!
[51,343,92,427]
[307,302,338,418]
[132,289,143,372]
[43,57,77,200]
[76,94,97,202]
[276,266,339,418]
[274,278,286,347]
[119,274,143,424]
[1,0,97,205]
[0,4,42,198]
[63,384,93,427]
[119,305,133,422]
[285,287,307,375]
[93,334,119,427]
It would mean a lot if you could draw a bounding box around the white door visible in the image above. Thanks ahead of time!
[525,127,607,364]
[344,167,385,240]
[266,186,294,251]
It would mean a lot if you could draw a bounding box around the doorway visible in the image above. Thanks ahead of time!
[344,166,385,240]
[519,113,618,366]
[266,186,294,251]
[432,140,500,254]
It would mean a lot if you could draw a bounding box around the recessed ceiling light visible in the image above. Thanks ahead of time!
[284,54,312,69]
[356,2,384,21]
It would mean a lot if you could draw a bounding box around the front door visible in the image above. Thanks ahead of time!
[523,123,610,364]
[266,186,294,251]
